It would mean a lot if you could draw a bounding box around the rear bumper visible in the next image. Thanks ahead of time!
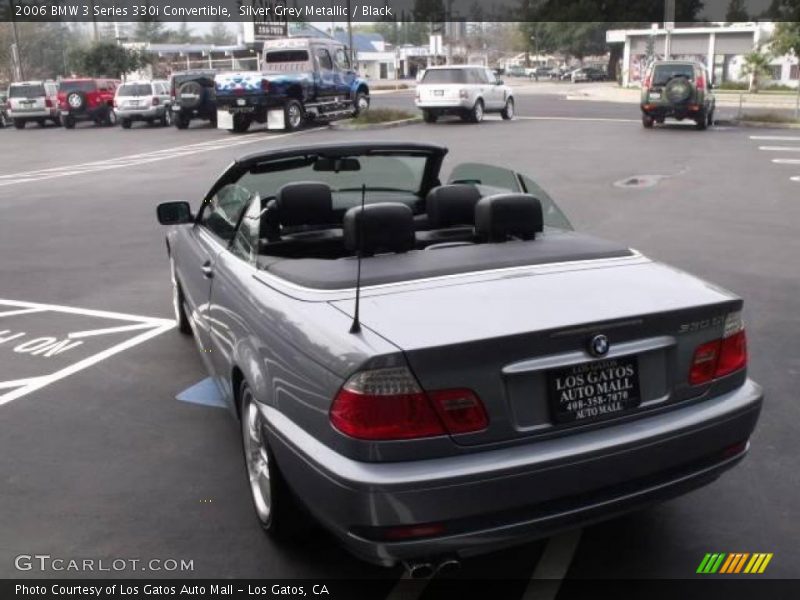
[8,109,55,119]
[61,105,111,121]
[115,107,165,120]
[264,379,762,567]
[641,103,708,119]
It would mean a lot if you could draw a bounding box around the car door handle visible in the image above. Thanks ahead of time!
[201,262,214,278]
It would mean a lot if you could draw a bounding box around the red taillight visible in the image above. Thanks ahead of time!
[45,98,52,108]
[689,312,747,385]
[696,75,705,91]
[643,75,651,90]
[152,96,159,106]
[428,388,488,434]
[261,79,269,92]
[330,368,488,440]
[234,87,245,96]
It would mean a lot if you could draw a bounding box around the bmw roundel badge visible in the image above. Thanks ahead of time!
[589,334,610,357]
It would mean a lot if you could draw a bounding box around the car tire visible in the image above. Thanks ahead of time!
[353,92,369,116]
[695,110,707,130]
[175,113,190,129]
[501,98,515,120]
[240,381,311,541]
[170,258,192,335]
[105,109,117,127]
[422,109,437,123]
[121,118,132,129]
[37,118,46,127]
[63,115,76,129]
[469,99,484,123]
[230,113,252,134]
[283,99,304,132]
[52,114,62,127]
[13,119,25,129]
[162,109,172,127]
[642,114,655,129]
[707,109,714,127]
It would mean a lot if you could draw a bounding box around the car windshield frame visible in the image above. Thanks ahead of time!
[116,83,153,97]
[9,84,45,98]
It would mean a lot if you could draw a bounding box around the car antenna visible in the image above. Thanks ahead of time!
[349,183,366,335]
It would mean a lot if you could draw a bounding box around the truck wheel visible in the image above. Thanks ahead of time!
[353,92,369,116]
[161,109,172,127]
[695,110,708,131]
[231,113,252,133]
[284,99,304,131]
[175,113,190,129]
[422,109,437,124]
[642,114,654,129]
[469,99,484,123]
[63,116,76,129]
[121,119,132,129]
[13,119,25,129]
[500,98,514,120]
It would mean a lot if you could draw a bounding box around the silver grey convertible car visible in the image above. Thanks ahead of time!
[157,142,762,573]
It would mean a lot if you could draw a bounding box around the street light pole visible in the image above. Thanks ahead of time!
[9,0,25,80]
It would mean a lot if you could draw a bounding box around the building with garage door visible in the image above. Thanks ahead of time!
[607,23,799,89]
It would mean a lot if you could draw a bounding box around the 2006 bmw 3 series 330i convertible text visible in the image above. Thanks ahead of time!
[156,142,762,569]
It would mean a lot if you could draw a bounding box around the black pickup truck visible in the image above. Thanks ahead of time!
[214,37,370,133]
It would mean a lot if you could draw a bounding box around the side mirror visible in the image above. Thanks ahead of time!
[157,201,193,225]
[496,80,504,86]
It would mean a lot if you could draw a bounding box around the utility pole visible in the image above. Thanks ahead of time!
[9,0,25,81]
[664,0,675,59]
[347,0,355,66]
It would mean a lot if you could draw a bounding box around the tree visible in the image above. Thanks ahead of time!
[725,0,750,22]
[70,42,150,79]
[772,23,800,59]
[173,21,197,44]
[204,22,235,45]
[741,46,774,92]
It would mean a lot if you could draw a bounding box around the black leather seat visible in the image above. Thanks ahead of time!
[417,184,482,247]
[343,202,415,257]
[475,194,543,242]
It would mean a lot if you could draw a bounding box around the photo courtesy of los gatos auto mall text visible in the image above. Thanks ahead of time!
[1,0,799,599]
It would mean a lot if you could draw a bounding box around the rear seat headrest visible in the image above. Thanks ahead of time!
[343,203,415,256]
[426,184,482,228]
[475,194,543,242]
[275,182,334,227]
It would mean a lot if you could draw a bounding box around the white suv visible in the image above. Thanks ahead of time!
[415,65,514,124]
[6,81,61,128]
[114,80,172,129]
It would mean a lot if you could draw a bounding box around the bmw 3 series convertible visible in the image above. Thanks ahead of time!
[157,142,762,572]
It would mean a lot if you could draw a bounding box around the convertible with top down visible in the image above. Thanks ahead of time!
[157,142,762,571]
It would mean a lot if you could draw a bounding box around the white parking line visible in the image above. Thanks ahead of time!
[758,146,800,152]
[772,158,800,164]
[0,308,48,318]
[521,529,582,600]
[0,298,175,406]
[0,130,309,188]
[750,135,800,141]
[791,176,800,182]
[516,116,639,123]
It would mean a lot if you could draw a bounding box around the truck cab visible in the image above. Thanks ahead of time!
[215,37,370,133]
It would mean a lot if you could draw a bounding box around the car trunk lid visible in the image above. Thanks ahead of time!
[330,260,740,447]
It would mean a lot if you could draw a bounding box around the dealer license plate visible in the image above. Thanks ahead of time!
[547,357,641,424]
[649,92,661,99]
[433,90,444,96]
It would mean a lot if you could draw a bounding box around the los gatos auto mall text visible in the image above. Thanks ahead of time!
[16,583,332,597]
[18,2,392,19]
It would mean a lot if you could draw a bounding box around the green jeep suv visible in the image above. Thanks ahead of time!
[640,61,715,130]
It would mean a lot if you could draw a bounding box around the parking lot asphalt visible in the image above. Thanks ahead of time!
[1,89,798,592]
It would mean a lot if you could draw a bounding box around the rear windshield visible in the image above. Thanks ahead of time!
[9,84,45,98]
[422,69,470,84]
[653,64,694,85]
[265,50,309,63]
[117,83,152,96]
[60,81,97,93]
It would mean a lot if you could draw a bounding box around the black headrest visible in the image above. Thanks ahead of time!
[426,184,482,228]
[475,194,543,242]
[343,203,415,256]
[275,182,333,227]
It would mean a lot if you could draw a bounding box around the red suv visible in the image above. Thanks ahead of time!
[58,78,119,128]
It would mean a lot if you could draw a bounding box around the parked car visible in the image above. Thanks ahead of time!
[505,65,527,78]
[571,67,606,83]
[528,66,553,80]
[415,65,514,123]
[0,93,8,128]
[169,70,218,129]
[156,141,762,572]
[215,37,369,133]
[115,80,172,129]
[6,80,61,128]
[641,60,716,130]
[58,78,119,128]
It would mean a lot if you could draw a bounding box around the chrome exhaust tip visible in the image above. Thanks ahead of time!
[404,561,435,579]
[435,557,461,576]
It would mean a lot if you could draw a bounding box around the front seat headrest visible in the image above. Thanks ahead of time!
[275,182,334,227]
[475,194,543,242]
[426,184,482,228]
[343,203,415,256]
